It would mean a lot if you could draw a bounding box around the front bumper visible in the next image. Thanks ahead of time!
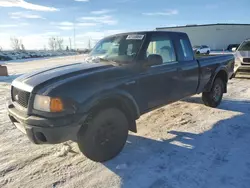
[8,103,82,144]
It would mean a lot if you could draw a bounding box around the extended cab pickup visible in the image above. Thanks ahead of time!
[8,31,234,162]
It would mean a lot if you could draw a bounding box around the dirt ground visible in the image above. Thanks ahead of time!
[1,56,250,188]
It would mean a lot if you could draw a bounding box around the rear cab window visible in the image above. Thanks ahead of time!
[179,37,194,61]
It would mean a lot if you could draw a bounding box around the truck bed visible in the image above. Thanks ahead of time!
[196,54,235,94]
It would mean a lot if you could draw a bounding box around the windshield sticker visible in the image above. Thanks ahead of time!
[126,35,144,40]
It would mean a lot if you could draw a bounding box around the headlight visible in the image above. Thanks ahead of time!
[33,95,64,112]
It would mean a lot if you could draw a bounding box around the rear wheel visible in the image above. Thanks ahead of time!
[202,78,225,108]
[77,108,129,162]
[206,50,210,55]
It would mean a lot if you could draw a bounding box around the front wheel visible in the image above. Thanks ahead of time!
[202,78,225,108]
[77,108,129,162]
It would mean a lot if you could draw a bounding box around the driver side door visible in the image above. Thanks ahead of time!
[137,33,182,112]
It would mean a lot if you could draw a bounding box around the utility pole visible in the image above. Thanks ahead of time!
[74,22,76,51]
[69,37,72,50]
[88,39,91,49]
[73,17,76,62]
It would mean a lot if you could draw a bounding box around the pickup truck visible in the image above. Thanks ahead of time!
[8,31,234,162]
[233,39,250,78]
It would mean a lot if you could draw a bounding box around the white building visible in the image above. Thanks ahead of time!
[156,24,250,50]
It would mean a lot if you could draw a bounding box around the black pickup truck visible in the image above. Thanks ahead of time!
[8,31,234,162]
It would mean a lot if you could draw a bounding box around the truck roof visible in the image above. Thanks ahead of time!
[106,30,187,38]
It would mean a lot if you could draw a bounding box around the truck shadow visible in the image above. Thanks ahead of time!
[102,99,250,188]
[182,96,250,114]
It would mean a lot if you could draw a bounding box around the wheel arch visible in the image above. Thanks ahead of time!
[78,89,140,133]
[206,67,228,93]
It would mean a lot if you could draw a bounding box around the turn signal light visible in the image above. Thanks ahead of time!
[50,98,64,112]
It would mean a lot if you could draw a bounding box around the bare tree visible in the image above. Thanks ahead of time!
[56,37,64,51]
[10,37,22,51]
[21,43,25,51]
[48,37,64,51]
[48,37,56,51]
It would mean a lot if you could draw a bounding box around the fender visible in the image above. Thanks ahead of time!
[204,66,228,92]
[77,89,140,131]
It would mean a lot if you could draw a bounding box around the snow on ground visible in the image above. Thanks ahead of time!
[1,57,250,188]
[0,55,88,82]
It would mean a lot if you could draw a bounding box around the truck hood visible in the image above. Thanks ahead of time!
[12,62,113,92]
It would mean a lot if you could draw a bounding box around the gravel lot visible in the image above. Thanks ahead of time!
[1,56,250,188]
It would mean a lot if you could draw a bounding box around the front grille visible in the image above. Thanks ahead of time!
[243,58,250,63]
[12,87,30,108]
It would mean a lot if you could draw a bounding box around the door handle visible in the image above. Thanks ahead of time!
[125,80,136,85]
[206,67,212,71]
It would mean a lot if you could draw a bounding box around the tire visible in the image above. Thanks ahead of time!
[202,78,225,108]
[77,108,129,162]
[196,51,200,54]
[206,50,210,55]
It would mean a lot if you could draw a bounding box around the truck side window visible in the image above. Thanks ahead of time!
[147,35,176,64]
[180,39,194,61]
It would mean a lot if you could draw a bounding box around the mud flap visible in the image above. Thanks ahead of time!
[0,65,8,76]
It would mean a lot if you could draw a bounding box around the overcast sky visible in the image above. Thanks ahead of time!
[0,0,249,50]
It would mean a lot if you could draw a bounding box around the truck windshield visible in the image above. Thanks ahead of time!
[238,41,250,51]
[90,34,145,63]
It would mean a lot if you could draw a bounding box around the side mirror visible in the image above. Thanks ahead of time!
[146,54,163,67]
[232,47,237,52]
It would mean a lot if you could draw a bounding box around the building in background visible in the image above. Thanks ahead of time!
[156,24,250,50]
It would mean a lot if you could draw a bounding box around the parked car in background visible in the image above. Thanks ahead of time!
[45,52,51,57]
[21,52,30,59]
[36,51,43,57]
[28,51,36,58]
[193,45,211,54]
[227,44,240,51]
[0,52,12,61]
[15,52,26,59]
[9,52,20,60]
[0,50,77,61]
[233,39,250,76]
